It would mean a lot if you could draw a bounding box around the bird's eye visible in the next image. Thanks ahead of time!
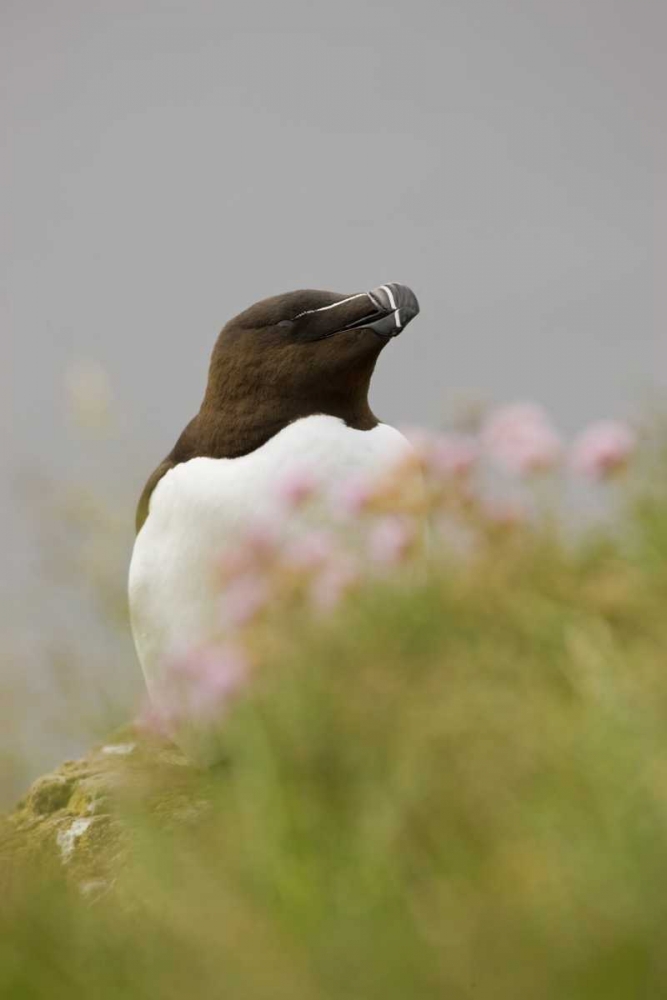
[277,319,295,328]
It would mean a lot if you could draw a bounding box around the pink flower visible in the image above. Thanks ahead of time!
[335,476,376,518]
[368,516,417,566]
[482,403,562,476]
[222,573,272,627]
[218,524,279,581]
[309,556,360,612]
[571,420,636,480]
[188,646,249,718]
[427,433,479,479]
[278,468,319,508]
[134,698,178,739]
[181,645,249,720]
[282,530,337,573]
[138,647,251,733]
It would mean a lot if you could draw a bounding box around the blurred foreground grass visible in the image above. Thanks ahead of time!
[2,440,667,999]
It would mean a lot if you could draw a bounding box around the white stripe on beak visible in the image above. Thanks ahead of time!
[294,292,373,320]
[380,284,402,331]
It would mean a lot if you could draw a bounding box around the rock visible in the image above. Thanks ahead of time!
[0,726,205,895]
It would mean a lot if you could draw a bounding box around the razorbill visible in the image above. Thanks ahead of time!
[129,283,420,744]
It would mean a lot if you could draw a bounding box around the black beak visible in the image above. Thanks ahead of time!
[293,283,420,342]
[345,283,420,338]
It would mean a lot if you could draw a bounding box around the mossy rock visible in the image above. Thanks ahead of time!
[0,727,204,897]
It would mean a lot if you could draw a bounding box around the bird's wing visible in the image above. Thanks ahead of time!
[135,459,175,534]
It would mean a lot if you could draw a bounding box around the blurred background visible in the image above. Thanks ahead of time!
[2,0,663,797]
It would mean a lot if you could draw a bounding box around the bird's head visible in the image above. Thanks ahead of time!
[203,283,420,424]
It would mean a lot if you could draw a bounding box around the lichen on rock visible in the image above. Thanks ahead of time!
[0,726,200,894]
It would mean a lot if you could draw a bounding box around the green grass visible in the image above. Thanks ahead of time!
[3,471,667,998]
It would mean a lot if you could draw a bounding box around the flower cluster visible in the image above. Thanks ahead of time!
[138,403,637,740]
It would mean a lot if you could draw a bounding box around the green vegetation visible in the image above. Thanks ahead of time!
[2,446,667,999]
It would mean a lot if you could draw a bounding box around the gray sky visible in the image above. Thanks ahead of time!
[1,0,664,782]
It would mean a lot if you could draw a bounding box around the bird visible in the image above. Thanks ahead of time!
[128,282,420,755]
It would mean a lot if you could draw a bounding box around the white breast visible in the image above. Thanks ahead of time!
[128,415,412,713]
